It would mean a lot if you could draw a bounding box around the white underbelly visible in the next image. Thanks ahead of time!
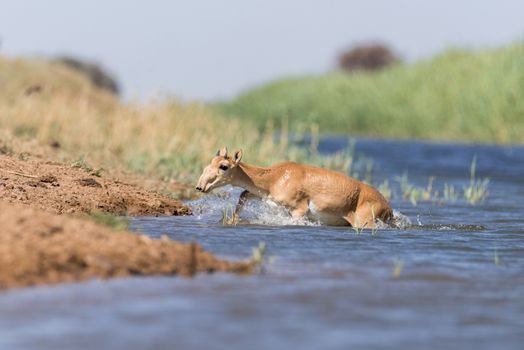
[307,201,348,226]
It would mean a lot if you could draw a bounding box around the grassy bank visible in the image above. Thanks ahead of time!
[0,56,490,206]
[0,56,359,188]
[217,43,524,144]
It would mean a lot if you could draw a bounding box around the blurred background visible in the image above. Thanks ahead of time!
[0,0,523,184]
[1,0,523,101]
[1,3,524,350]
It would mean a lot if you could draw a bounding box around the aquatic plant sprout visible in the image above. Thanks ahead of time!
[396,173,438,206]
[221,204,239,226]
[443,183,459,202]
[392,258,405,278]
[390,158,489,206]
[463,156,490,205]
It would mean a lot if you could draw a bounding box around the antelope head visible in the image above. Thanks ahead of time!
[195,147,243,193]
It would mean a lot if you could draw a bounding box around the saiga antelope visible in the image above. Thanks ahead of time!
[196,147,393,228]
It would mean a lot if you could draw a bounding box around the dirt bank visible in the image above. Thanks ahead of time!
[0,202,250,289]
[0,153,191,216]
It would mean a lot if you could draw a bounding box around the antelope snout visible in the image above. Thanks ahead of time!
[195,186,203,192]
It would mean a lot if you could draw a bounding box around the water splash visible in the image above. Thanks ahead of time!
[188,187,319,226]
[189,187,413,228]
[242,198,320,226]
[389,210,412,229]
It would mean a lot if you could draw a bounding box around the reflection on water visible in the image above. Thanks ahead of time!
[0,138,523,350]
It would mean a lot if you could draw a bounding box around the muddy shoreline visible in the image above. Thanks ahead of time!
[0,154,191,216]
[0,153,250,290]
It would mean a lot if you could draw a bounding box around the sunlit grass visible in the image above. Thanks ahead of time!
[0,55,360,189]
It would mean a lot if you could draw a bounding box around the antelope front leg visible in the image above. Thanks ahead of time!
[234,190,253,218]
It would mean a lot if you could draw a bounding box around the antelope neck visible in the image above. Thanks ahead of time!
[232,162,272,196]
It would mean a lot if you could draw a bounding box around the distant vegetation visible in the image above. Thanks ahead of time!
[338,43,399,72]
[54,56,120,95]
[218,43,524,144]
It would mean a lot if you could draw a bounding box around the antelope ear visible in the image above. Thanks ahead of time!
[218,146,228,158]
[233,149,243,164]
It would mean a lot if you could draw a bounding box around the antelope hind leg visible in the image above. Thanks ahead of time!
[290,201,309,220]
[344,207,376,229]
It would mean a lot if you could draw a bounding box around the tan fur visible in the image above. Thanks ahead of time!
[196,147,392,228]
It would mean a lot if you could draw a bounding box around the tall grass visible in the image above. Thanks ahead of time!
[0,55,491,205]
[0,56,358,186]
[218,43,524,144]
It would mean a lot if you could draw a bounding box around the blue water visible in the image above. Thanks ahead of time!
[0,138,523,350]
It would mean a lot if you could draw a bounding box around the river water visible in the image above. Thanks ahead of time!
[0,138,523,350]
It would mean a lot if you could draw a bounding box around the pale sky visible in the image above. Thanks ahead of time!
[1,0,523,101]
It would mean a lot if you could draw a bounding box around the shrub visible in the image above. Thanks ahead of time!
[338,43,399,72]
[54,56,120,95]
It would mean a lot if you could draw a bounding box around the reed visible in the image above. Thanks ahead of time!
[396,173,438,206]
[390,158,489,206]
[463,157,490,205]
[443,183,459,202]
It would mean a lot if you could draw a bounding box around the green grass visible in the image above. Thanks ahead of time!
[218,43,524,144]
[89,211,130,230]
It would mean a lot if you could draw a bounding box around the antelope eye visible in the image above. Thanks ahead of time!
[219,164,229,171]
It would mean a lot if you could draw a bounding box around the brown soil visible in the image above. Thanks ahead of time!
[0,142,250,290]
[0,154,191,216]
[0,202,251,289]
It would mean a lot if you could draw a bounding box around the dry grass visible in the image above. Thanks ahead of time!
[0,55,357,190]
